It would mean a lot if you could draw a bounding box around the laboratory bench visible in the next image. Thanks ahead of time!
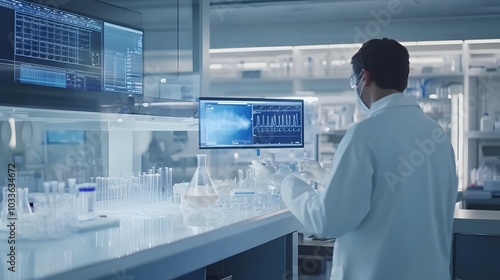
[3,191,500,280]
[453,201,500,280]
[0,206,302,280]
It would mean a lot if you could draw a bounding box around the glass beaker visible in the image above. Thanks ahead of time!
[183,154,218,209]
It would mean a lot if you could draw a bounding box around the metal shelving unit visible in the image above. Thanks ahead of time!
[463,40,500,190]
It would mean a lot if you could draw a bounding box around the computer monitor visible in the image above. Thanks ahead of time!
[0,0,143,95]
[199,97,304,149]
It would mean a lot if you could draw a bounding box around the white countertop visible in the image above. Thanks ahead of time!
[454,202,500,235]
[5,196,496,279]
[0,204,301,280]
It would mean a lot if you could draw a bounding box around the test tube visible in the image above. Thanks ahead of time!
[158,168,164,201]
[161,167,168,201]
[68,178,77,195]
[238,170,244,188]
[104,177,109,209]
[58,182,65,194]
[149,172,154,204]
[168,168,173,200]
[43,182,50,195]
[119,176,124,206]
[154,173,160,204]
[50,181,58,193]
[148,172,153,204]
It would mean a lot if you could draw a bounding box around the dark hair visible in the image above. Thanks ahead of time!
[351,38,409,92]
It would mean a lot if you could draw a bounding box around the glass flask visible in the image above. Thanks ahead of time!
[183,154,218,209]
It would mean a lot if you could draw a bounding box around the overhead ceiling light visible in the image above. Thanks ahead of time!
[238,62,267,69]
[148,102,196,107]
[294,45,329,50]
[210,46,293,53]
[303,96,319,104]
[409,57,445,64]
[466,39,500,44]
[401,41,418,46]
[416,40,463,45]
[286,96,319,104]
[209,64,223,70]
[329,43,362,49]
[331,60,347,66]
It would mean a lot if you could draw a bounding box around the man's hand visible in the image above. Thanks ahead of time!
[250,158,276,184]
[250,159,293,188]
[297,159,328,183]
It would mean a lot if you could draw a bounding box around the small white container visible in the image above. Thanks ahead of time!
[480,112,494,132]
[494,117,500,131]
[78,186,96,221]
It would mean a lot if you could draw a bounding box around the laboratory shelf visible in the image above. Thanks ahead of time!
[0,206,300,280]
[408,73,464,79]
[467,131,500,139]
[468,71,500,77]
[0,105,199,132]
[211,77,294,83]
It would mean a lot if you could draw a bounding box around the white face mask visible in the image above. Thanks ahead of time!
[355,75,370,113]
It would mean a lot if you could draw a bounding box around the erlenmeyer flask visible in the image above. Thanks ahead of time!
[183,154,218,209]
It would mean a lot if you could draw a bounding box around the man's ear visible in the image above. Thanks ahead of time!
[363,69,373,86]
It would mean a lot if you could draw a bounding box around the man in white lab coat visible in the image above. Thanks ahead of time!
[253,38,458,280]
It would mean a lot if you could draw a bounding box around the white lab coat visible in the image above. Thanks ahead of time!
[281,93,458,280]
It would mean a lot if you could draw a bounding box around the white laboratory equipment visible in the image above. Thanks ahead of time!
[481,112,494,132]
[78,186,96,221]
[495,117,500,131]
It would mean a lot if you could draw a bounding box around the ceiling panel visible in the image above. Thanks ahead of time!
[98,0,500,27]
[210,0,500,26]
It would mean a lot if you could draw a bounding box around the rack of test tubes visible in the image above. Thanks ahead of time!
[0,167,174,240]
[95,167,173,212]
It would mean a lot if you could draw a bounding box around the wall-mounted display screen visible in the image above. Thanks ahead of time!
[199,97,304,149]
[0,0,143,95]
[46,130,85,144]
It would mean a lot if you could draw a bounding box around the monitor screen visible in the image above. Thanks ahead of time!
[0,0,143,95]
[46,130,85,144]
[199,97,304,149]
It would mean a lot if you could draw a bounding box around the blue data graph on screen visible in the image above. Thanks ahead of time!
[204,104,253,145]
[252,104,302,145]
[254,112,301,128]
